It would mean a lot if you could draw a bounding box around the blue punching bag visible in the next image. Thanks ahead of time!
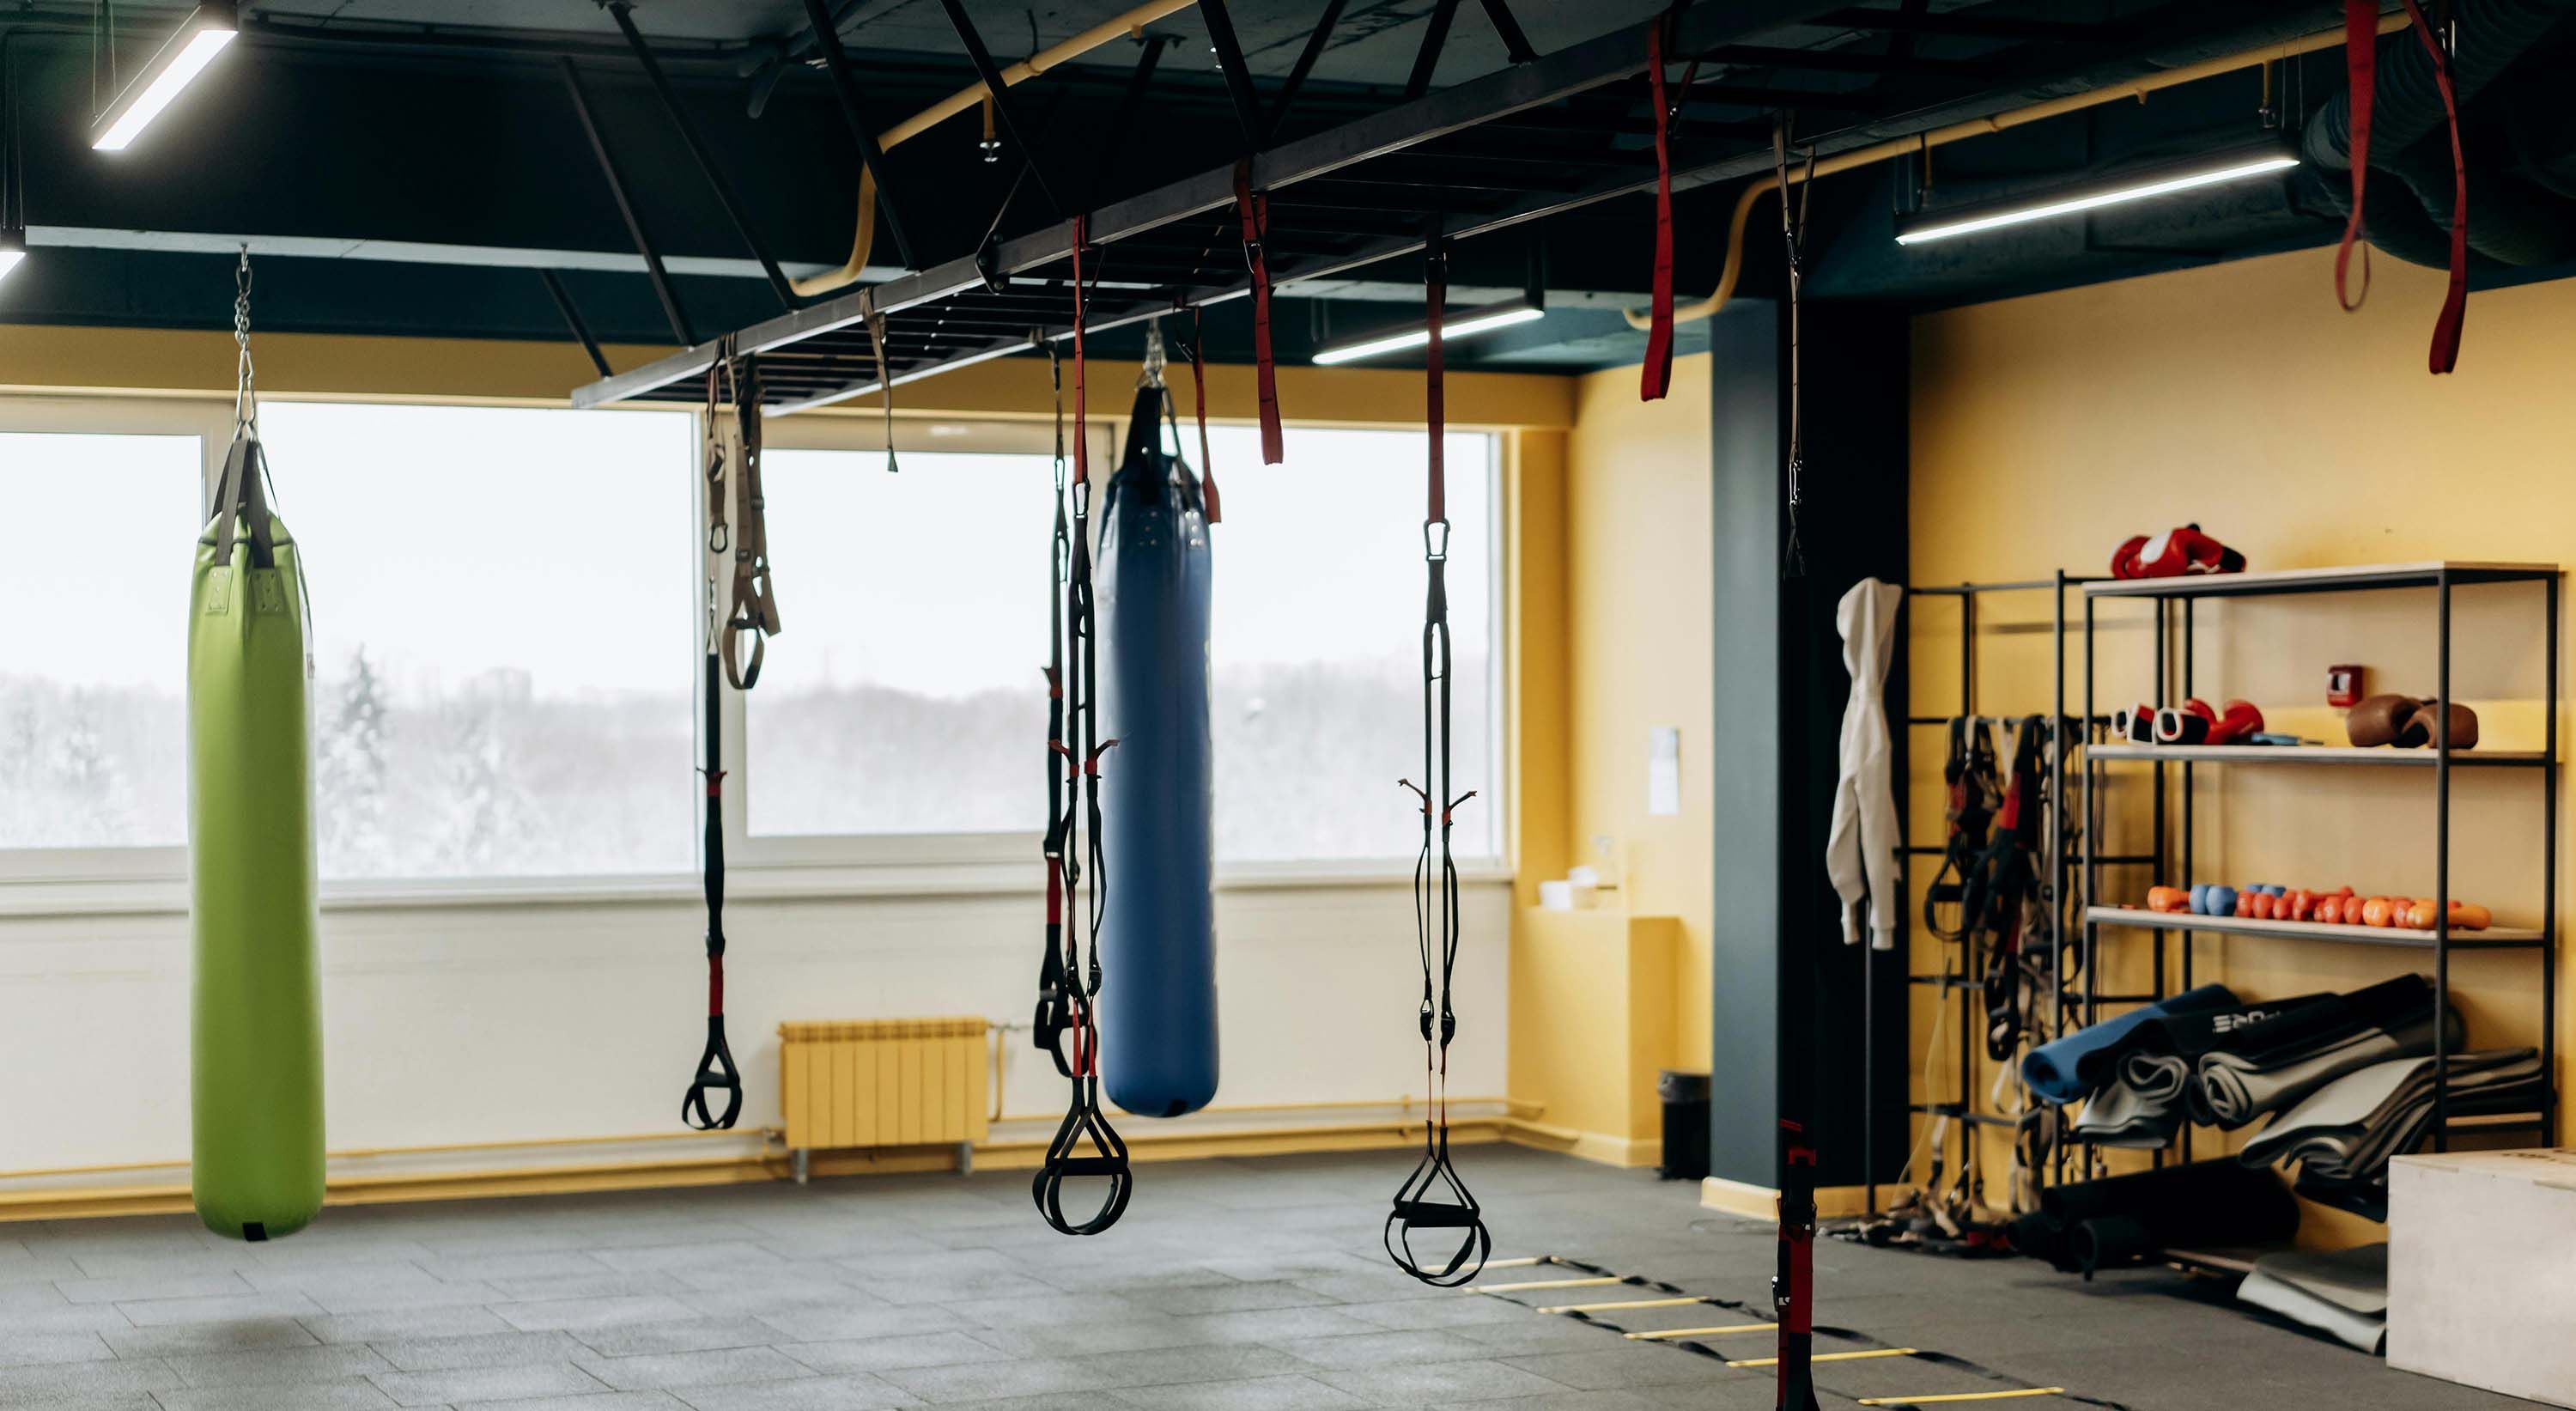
[1097,379,1219,1117]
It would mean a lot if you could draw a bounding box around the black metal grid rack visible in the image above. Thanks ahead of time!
[571,2,2367,413]
[2079,561,2562,1185]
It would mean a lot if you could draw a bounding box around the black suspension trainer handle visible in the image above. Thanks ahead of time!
[1031,217,1131,1238]
[683,650,743,1131]
[1387,244,1489,1286]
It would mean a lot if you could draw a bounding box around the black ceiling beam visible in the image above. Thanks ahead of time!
[1474,0,1540,64]
[795,0,917,271]
[1696,43,2001,78]
[601,1,799,311]
[538,269,615,377]
[559,58,695,346]
[1267,0,1351,144]
[935,0,1062,219]
[1194,0,1267,150]
[1406,0,1465,100]
[1815,5,2117,45]
[1092,33,1173,205]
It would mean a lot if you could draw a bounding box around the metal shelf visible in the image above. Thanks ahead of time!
[2087,906,2544,950]
[2084,561,2558,600]
[2089,744,2545,768]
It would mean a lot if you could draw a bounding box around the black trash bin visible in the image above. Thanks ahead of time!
[1657,1069,1711,1181]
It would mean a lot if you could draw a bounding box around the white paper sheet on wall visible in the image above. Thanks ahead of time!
[1647,727,1680,817]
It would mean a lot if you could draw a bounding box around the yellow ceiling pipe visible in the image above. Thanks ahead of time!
[1625,13,2411,331]
[795,0,1198,297]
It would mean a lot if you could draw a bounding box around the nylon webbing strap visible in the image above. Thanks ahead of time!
[1232,160,1285,465]
[1640,17,1677,403]
[210,434,279,572]
[1034,346,1074,1073]
[1033,216,1132,1238]
[714,347,784,689]
[2337,0,2468,373]
[1188,308,1222,523]
[1388,246,1489,1288]
[683,376,743,1132]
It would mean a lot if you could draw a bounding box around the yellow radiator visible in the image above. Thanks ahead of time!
[778,1018,990,1158]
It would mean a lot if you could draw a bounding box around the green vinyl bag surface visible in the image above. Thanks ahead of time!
[188,433,324,1242]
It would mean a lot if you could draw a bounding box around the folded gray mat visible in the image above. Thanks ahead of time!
[2072,1052,2191,1147]
[2240,1049,2543,1177]
[2239,1244,2388,1353]
[2194,1007,2460,1129]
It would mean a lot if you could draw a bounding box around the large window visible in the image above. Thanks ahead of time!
[0,429,201,854]
[255,402,696,879]
[744,418,1500,866]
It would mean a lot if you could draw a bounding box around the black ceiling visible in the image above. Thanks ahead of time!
[3,1,2568,386]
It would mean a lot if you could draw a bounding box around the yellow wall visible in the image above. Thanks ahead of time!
[1912,247,2573,1237]
[1561,354,1716,1072]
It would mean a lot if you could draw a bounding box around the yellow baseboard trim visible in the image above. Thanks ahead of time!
[1501,1121,1662,1169]
[1698,1174,1876,1220]
[0,1119,1491,1224]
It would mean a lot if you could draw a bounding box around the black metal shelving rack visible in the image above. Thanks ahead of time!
[2078,561,2561,1191]
[1867,571,2141,1215]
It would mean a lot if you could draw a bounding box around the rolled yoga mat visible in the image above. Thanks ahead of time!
[1096,383,1219,1119]
[2021,983,2238,1104]
[2012,1158,2299,1274]
[189,433,325,1242]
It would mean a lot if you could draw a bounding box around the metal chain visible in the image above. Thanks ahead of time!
[232,246,258,436]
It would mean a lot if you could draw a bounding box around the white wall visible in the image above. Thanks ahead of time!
[0,873,1510,1171]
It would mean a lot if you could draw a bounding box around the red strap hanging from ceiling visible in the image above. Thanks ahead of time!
[1641,19,1678,402]
[2337,0,2469,374]
[1232,161,1285,464]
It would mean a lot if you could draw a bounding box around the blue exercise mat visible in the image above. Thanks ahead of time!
[2022,983,2238,1104]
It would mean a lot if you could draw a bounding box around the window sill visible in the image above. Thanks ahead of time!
[0,859,1511,921]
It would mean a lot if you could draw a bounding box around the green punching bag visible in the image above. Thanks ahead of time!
[188,424,325,1243]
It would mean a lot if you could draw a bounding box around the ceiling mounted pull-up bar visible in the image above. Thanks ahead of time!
[559,57,694,347]
[601,1,799,312]
[795,0,917,271]
[1194,0,1266,149]
[936,0,1062,218]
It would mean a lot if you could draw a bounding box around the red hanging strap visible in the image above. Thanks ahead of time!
[1641,20,1677,402]
[1188,308,1222,523]
[1232,161,1285,465]
[1427,252,1446,525]
[2337,0,2469,373]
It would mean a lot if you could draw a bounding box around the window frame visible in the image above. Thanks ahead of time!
[720,409,1511,882]
[0,394,233,886]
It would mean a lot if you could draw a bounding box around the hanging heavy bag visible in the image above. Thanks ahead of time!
[189,428,325,1243]
[1095,375,1218,1119]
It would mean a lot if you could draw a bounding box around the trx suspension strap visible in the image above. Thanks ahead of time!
[720,350,783,688]
[1231,160,1285,465]
[1033,345,1075,1073]
[2336,0,2468,373]
[683,350,748,1132]
[1387,244,1490,1288]
[1640,14,1677,401]
[1033,216,1133,1237]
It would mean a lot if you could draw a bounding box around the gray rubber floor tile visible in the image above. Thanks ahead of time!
[167,1343,400,1389]
[0,1357,183,1401]
[872,1354,1101,1402]
[1126,1280,1340,1316]
[369,1332,593,1373]
[1111,1372,1375,1410]
[450,1392,692,1411]
[1273,1328,1500,1371]
[415,1255,617,1286]
[102,1320,320,1357]
[1070,1341,1309,1389]
[492,1298,702,1333]
[958,1316,1207,1357]
[774,1331,1009,1374]
[1431,1391,1676,1411]
[58,1274,255,1305]
[0,1396,162,1411]
[590,1245,786,1276]
[115,1292,328,1326]
[941,1292,1156,1329]
[1443,1316,1625,1353]
[750,1304,971,1344]
[574,1347,819,1392]
[1498,1344,1744,1391]
[0,1330,116,1369]
[1327,1297,1534,1332]
[483,1275,691,1304]
[666,1374,922,1410]
[1311,1359,1580,1405]
[911,1396,1131,1411]
[1174,1306,1388,1344]
[571,1321,784,1359]
[149,1379,400,1411]
[301,1308,519,1346]
[370,1361,613,1408]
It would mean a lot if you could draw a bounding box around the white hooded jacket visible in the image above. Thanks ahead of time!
[1826,577,1902,949]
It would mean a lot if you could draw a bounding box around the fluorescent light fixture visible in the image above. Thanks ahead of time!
[0,228,23,285]
[92,3,239,153]
[1312,300,1545,366]
[1893,146,2299,246]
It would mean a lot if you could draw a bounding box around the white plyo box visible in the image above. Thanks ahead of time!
[2388,1148,2576,1408]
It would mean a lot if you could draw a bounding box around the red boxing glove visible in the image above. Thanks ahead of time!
[2154,698,2217,745]
[2206,699,2265,746]
[2111,525,2248,580]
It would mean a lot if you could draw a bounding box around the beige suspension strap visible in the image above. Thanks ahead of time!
[706,341,782,690]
